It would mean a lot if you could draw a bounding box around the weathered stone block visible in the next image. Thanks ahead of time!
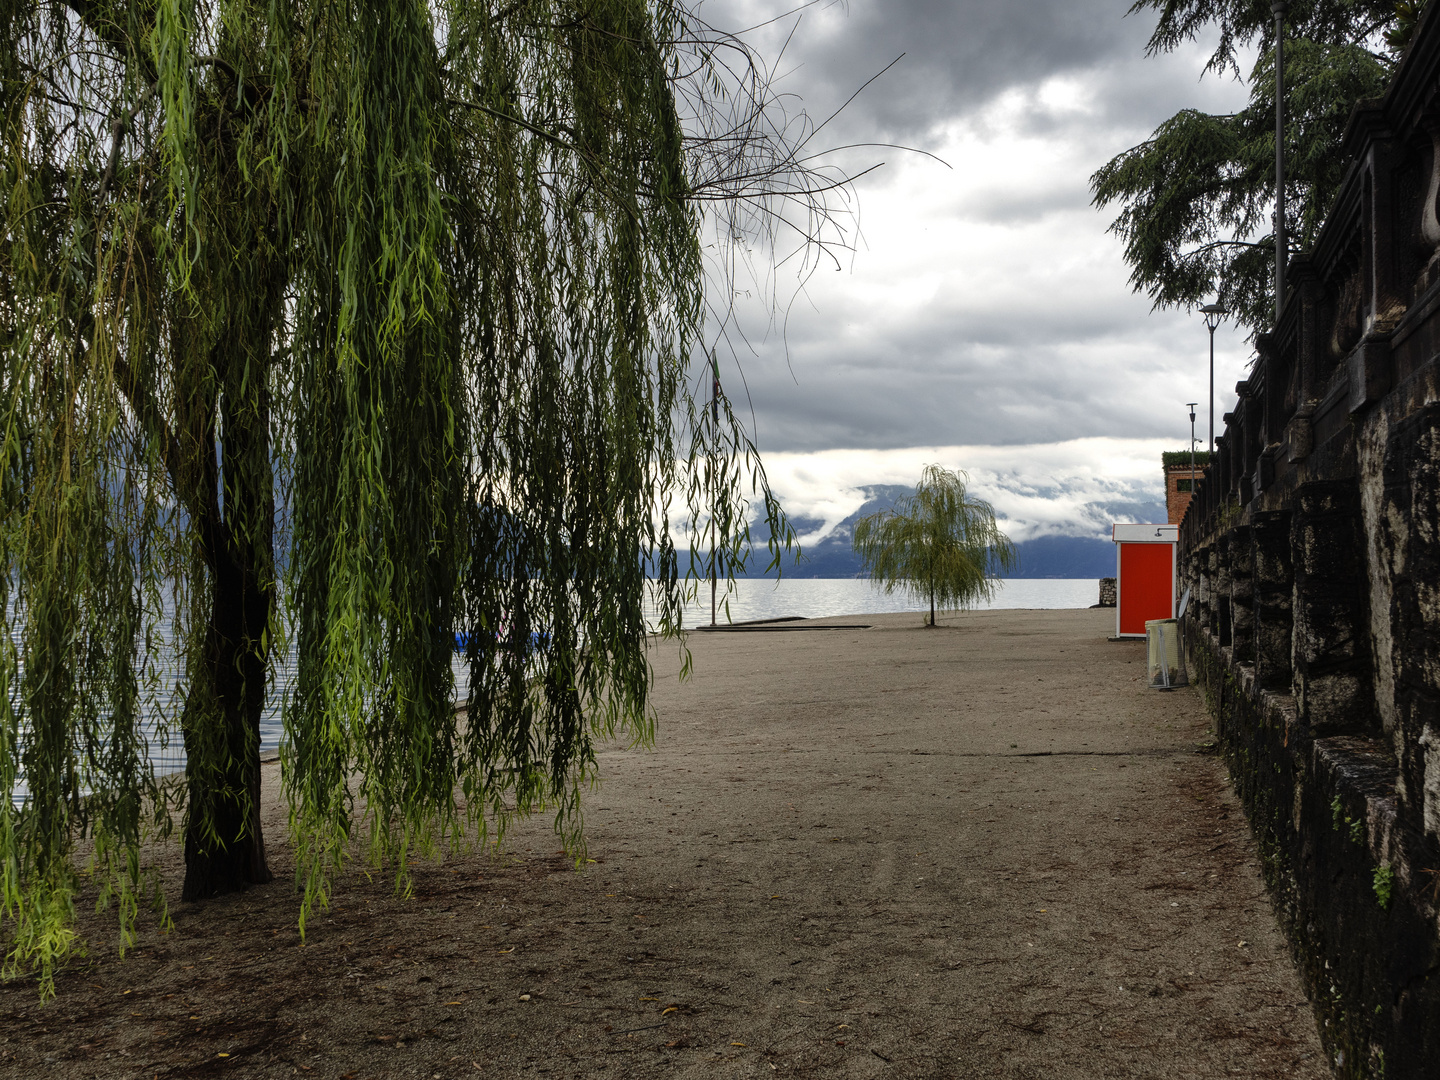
[1348,335,1393,414]
[1291,481,1377,735]
[1378,403,1440,838]
[1253,511,1293,692]
[1097,578,1116,607]
[1229,524,1255,662]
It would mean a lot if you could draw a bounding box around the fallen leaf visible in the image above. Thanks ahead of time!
[662,1007,677,1015]
[497,948,514,954]
[216,1052,229,1058]
[731,1042,746,1047]
[446,1001,462,1005]
[519,995,531,1002]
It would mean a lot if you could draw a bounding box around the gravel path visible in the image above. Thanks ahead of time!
[0,607,1327,1078]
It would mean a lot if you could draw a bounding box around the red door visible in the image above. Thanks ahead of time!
[1118,542,1174,635]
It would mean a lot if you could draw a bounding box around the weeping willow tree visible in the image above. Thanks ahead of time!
[0,0,851,995]
[852,465,1016,628]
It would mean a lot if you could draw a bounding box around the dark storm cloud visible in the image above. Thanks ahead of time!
[698,0,1192,144]
[682,1,1257,536]
[716,246,1253,455]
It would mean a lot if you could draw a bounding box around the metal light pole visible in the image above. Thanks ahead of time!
[1201,302,1226,454]
[710,353,721,627]
[1187,403,1198,498]
[1273,1,1289,321]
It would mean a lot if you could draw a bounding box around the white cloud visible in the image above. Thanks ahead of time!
[683,1,1263,559]
[758,438,1175,544]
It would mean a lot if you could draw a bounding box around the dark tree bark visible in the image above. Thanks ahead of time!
[180,543,274,899]
[179,278,279,900]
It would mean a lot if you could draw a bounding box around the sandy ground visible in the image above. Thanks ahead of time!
[0,607,1329,1079]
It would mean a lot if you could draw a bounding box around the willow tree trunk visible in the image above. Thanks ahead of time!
[181,554,273,900]
[178,305,279,900]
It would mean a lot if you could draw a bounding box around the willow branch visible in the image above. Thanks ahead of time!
[111,354,224,566]
[97,56,242,206]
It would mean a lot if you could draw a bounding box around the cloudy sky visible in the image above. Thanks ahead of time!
[688,0,1257,545]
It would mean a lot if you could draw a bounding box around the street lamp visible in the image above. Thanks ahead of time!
[1186,403,1198,499]
[710,352,721,627]
[1201,302,1226,454]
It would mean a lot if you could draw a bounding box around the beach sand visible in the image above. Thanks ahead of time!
[0,607,1326,1078]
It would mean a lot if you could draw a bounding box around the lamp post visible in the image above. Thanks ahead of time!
[1273,1,1289,322]
[1186,403,1198,500]
[710,353,721,627]
[1201,302,1226,454]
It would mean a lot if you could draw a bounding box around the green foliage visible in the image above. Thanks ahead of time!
[1332,795,1367,843]
[1,0,822,996]
[1373,862,1395,908]
[852,465,1016,627]
[1389,2,1429,48]
[1162,451,1214,468]
[1093,32,1390,334]
[1127,0,1408,78]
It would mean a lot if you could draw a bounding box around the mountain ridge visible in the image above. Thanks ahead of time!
[685,483,1164,579]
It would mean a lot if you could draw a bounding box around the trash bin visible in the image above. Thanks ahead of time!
[1145,618,1188,689]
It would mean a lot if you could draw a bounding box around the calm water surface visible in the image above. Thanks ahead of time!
[669,576,1101,625]
[9,577,1100,798]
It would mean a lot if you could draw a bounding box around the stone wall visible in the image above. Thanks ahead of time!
[1177,8,1440,1076]
[1097,577,1116,608]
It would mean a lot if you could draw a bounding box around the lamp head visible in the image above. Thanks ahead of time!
[1200,302,1227,331]
[1187,402,1197,424]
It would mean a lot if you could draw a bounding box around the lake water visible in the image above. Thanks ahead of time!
[670,577,1102,625]
[8,577,1100,800]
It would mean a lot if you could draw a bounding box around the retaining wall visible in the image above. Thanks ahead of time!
[1178,8,1440,1076]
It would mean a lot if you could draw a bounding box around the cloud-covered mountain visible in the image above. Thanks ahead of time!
[683,477,1159,580]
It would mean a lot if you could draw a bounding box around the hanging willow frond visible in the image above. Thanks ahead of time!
[0,0,863,997]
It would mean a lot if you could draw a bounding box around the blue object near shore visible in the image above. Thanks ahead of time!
[453,630,548,654]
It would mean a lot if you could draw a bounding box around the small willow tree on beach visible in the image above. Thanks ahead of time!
[853,466,1016,627]
[0,0,857,994]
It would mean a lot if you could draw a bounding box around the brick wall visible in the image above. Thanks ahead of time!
[1165,462,1200,524]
